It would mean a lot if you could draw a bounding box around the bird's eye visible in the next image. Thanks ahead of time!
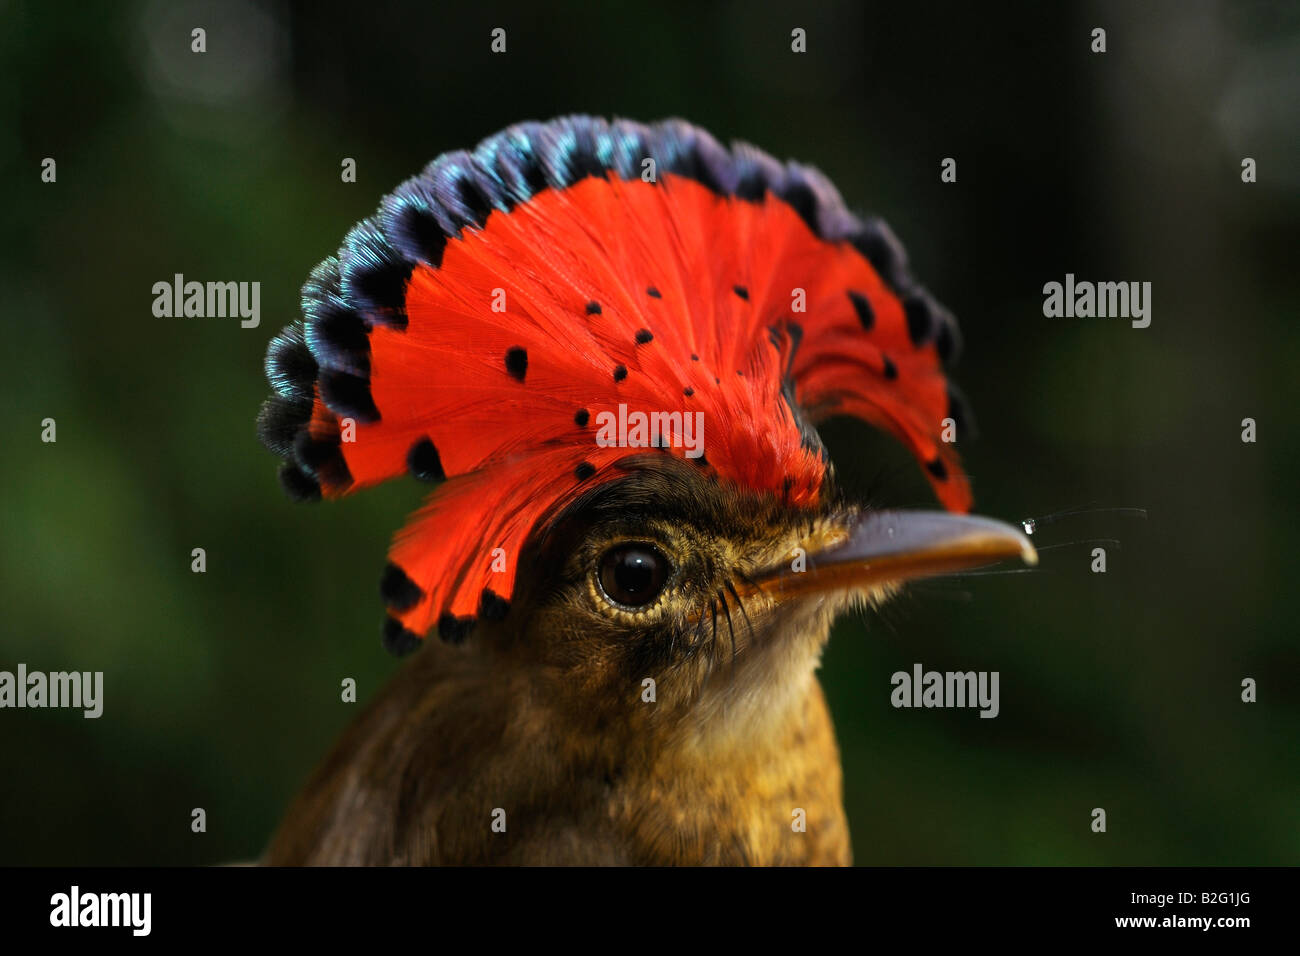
[597,543,670,608]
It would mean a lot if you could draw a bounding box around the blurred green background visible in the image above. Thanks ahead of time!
[2,0,1296,865]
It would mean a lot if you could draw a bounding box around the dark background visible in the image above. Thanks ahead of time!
[2,0,1296,865]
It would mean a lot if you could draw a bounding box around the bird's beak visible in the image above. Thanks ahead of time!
[749,510,1037,601]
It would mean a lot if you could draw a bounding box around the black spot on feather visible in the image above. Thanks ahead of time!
[454,174,494,230]
[266,329,318,403]
[382,616,423,656]
[848,291,875,331]
[307,306,371,377]
[381,562,424,612]
[278,462,321,502]
[292,431,352,487]
[319,370,380,423]
[779,179,819,233]
[505,346,528,382]
[340,222,413,324]
[849,220,910,295]
[386,201,448,269]
[438,613,475,644]
[479,589,510,620]
[257,395,312,457]
[408,438,446,482]
[904,294,936,347]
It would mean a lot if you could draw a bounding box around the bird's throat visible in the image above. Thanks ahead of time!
[265,611,851,865]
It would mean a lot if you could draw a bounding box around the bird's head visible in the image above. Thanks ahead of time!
[258,116,1034,733]
[504,455,1032,730]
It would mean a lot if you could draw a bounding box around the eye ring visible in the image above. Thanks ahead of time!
[596,542,672,610]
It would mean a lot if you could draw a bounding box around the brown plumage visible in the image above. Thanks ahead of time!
[266,459,1029,865]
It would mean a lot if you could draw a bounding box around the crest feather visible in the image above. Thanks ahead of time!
[258,116,971,651]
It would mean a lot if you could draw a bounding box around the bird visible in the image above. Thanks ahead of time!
[256,116,1035,866]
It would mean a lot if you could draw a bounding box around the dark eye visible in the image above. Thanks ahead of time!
[598,543,670,608]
